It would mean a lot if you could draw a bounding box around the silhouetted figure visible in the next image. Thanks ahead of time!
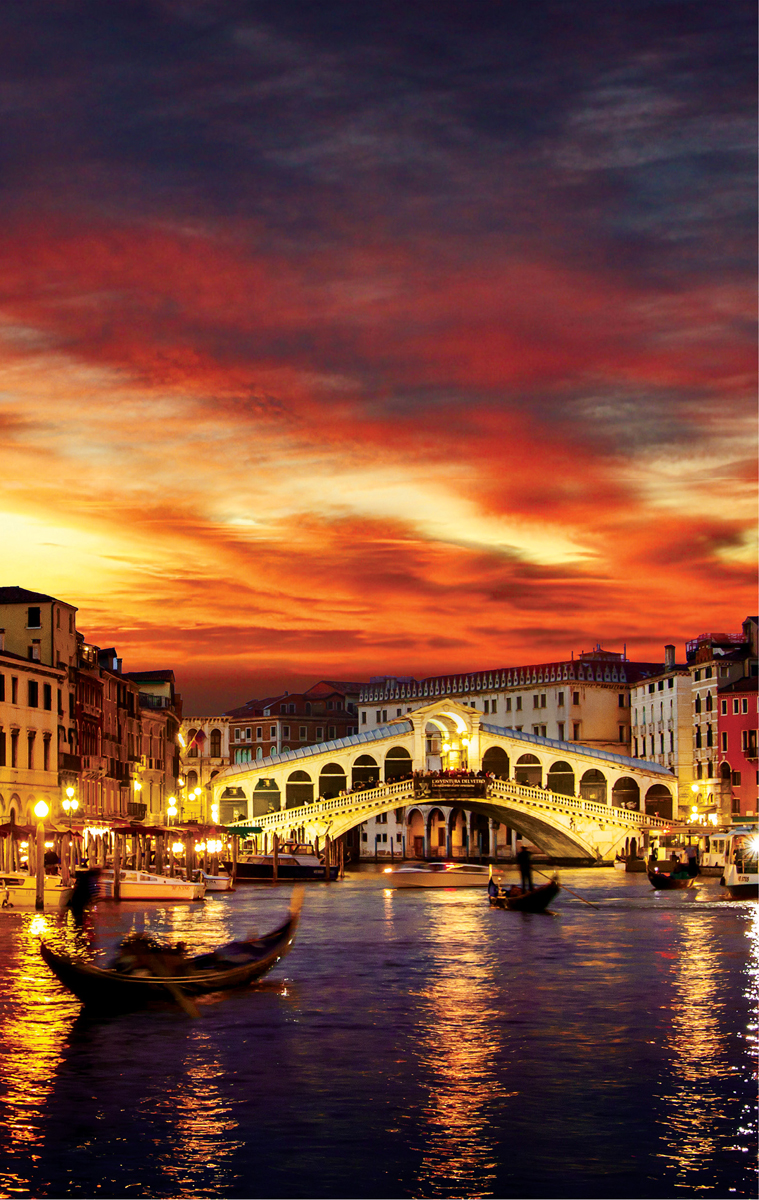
[516,845,533,892]
[66,867,101,922]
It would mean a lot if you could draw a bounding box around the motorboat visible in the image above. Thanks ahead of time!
[488,877,560,912]
[232,843,338,882]
[382,862,492,888]
[720,828,759,899]
[196,869,234,893]
[98,869,205,901]
[0,872,73,910]
[40,887,303,1013]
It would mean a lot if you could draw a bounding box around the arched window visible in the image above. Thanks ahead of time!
[286,771,313,808]
[482,746,510,779]
[694,696,701,714]
[385,746,412,782]
[705,693,712,711]
[515,753,541,787]
[187,728,198,757]
[580,768,607,804]
[209,728,222,757]
[546,760,575,796]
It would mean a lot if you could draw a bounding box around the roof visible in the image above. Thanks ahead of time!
[479,722,674,776]
[718,676,758,695]
[0,586,76,608]
[222,720,415,776]
[124,669,175,683]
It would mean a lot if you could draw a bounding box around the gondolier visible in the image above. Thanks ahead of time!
[516,843,533,892]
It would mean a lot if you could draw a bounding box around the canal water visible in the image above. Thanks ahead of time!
[0,868,755,1200]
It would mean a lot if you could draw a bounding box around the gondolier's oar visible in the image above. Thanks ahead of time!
[146,954,200,1018]
[533,867,599,910]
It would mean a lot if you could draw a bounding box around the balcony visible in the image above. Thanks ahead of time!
[59,752,81,773]
[127,801,147,821]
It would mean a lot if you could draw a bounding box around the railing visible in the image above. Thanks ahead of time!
[59,752,81,773]
[227,774,675,834]
[127,801,147,820]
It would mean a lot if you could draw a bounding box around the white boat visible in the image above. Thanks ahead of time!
[0,872,74,910]
[720,829,759,899]
[383,862,493,888]
[613,858,627,871]
[99,869,205,902]
[197,869,234,893]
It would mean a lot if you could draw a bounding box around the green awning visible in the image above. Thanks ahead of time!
[226,825,263,836]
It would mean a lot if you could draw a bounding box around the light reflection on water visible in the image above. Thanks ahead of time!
[0,872,754,1200]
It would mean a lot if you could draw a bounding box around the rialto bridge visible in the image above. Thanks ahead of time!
[214,700,680,862]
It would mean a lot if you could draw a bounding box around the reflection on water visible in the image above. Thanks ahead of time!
[0,874,755,1200]
[412,902,509,1198]
[0,913,78,1197]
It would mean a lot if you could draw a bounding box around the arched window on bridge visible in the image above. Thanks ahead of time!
[352,755,380,790]
[385,746,412,782]
[482,746,509,779]
[515,753,542,787]
[612,777,640,811]
[286,770,313,809]
[319,762,346,799]
[580,768,607,804]
[546,760,575,796]
[645,784,672,820]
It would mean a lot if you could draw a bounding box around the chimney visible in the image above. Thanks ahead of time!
[664,644,675,671]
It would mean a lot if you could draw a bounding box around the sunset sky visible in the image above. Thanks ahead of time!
[1,1,756,713]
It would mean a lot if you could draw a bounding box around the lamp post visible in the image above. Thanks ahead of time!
[34,800,49,911]
[62,786,79,830]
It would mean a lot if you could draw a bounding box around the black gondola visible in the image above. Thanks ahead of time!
[489,877,560,912]
[40,888,303,1013]
[647,866,696,891]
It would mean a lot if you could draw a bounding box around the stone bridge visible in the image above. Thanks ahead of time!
[214,699,679,861]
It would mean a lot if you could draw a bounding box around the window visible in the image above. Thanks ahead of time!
[396,833,402,843]
[27,607,41,628]
[648,683,655,694]
[669,732,674,751]
[254,726,261,740]
[705,693,712,711]
[618,694,625,707]
[0,675,4,702]
[742,698,748,714]
[234,728,241,742]
[557,692,564,706]
[270,726,276,739]
[515,697,522,712]
[705,666,712,679]
[43,683,52,711]
[695,727,702,748]
[305,703,312,716]
[327,700,334,711]
[506,698,512,712]
[722,700,728,715]
[316,726,324,740]
[532,724,540,735]
[27,732,35,769]
[483,700,489,714]
[256,746,263,760]
[540,724,546,737]
[28,681,39,707]
[696,762,702,778]
[28,641,40,661]
[515,725,523,732]
[533,694,539,708]
[572,691,580,706]
[491,699,497,713]
[382,710,388,722]
[10,730,18,767]
[721,731,728,752]
[572,723,580,739]
[289,704,295,714]
[659,733,664,752]
[695,695,701,713]
[706,725,713,747]
[328,725,336,739]
[694,670,701,681]
[280,704,286,714]
[732,771,741,786]
[300,726,307,739]
[361,712,367,725]
[376,710,381,723]
[396,708,401,718]
[557,722,564,740]
[633,738,639,757]
[732,698,739,714]
[622,727,628,744]
[668,678,673,688]
[540,694,547,708]
[43,735,50,771]
[282,725,290,738]
[657,680,664,691]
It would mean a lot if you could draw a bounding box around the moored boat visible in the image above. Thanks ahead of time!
[488,877,560,912]
[98,868,205,901]
[40,887,303,1013]
[197,869,235,892]
[232,843,338,881]
[0,872,73,910]
[383,862,492,888]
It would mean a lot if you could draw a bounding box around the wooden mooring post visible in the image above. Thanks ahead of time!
[272,833,279,884]
[231,835,238,884]
[324,835,331,885]
[113,833,122,902]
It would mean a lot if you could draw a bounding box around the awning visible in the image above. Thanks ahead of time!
[226,825,263,836]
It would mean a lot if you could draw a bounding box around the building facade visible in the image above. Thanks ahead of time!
[718,676,758,819]
[0,649,66,826]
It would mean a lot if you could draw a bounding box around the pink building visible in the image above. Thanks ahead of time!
[718,676,758,819]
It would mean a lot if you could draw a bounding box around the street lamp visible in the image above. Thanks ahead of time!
[34,800,49,911]
[62,786,79,830]
[167,796,178,826]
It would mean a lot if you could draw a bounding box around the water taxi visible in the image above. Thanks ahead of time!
[382,862,492,888]
[720,828,759,899]
[233,843,338,881]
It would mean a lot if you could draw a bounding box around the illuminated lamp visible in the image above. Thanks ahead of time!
[34,800,49,820]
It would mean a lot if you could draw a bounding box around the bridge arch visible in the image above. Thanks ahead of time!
[352,754,380,789]
[612,777,640,811]
[546,760,575,797]
[407,807,425,858]
[645,783,672,820]
[385,746,412,782]
[427,807,446,855]
[482,746,510,778]
[286,770,313,808]
[580,768,607,804]
[515,753,542,787]
[319,762,346,799]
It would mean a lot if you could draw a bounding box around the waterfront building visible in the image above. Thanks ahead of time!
[226,680,361,763]
[718,675,758,820]
[0,647,66,825]
[687,618,757,823]
[630,645,693,819]
[124,669,182,823]
[178,715,231,822]
[358,647,664,755]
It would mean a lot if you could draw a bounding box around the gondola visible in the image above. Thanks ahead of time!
[489,877,560,912]
[647,865,696,891]
[40,887,303,1013]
